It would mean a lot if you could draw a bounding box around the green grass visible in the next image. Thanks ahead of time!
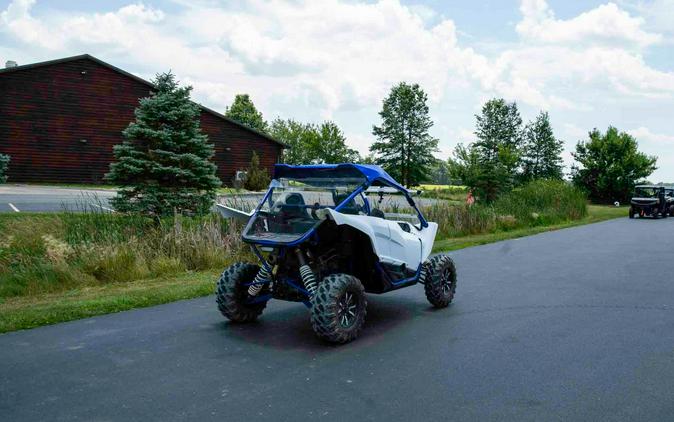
[0,204,626,334]
[0,271,218,333]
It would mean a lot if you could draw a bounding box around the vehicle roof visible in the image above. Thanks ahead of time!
[635,185,664,188]
[273,163,406,191]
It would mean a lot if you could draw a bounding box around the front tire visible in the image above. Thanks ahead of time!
[216,263,268,322]
[424,254,457,308]
[310,274,367,344]
[629,207,634,219]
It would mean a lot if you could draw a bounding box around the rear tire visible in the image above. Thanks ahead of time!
[310,274,367,344]
[424,254,457,308]
[216,263,268,322]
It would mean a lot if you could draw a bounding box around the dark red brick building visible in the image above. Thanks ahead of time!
[0,54,284,184]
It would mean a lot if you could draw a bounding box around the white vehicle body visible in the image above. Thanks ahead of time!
[326,209,438,271]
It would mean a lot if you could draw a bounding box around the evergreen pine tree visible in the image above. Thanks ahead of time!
[244,151,271,191]
[370,82,438,187]
[225,94,268,133]
[521,112,564,181]
[106,72,221,216]
[0,154,9,184]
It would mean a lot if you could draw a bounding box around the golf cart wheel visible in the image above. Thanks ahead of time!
[628,207,634,219]
[310,274,367,344]
[216,263,268,322]
[424,254,457,308]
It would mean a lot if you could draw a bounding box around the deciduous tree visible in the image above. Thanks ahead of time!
[571,127,657,203]
[269,119,359,164]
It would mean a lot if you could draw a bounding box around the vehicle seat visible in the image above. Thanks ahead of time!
[333,193,360,215]
[280,193,309,219]
[370,208,385,219]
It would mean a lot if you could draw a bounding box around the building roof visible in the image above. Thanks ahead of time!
[0,54,286,148]
[273,163,405,190]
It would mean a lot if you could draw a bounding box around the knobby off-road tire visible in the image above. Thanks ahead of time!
[216,263,267,322]
[424,254,457,308]
[310,274,367,344]
[629,207,634,219]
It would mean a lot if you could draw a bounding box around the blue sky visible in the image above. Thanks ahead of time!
[2,0,674,181]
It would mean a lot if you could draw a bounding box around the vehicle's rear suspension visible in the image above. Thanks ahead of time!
[295,249,318,297]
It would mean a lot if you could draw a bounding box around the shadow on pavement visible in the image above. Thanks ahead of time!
[211,294,431,352]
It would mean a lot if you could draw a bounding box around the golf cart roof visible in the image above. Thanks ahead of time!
[273,164,406,191]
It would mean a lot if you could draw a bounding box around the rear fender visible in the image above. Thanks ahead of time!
[325,209,391,259]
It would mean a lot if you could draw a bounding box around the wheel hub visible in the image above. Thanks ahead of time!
[337,291,358,327]
[441,268,453,295]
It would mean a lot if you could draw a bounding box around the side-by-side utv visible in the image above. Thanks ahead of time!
[215,164,457,344]
[629,185,674,219]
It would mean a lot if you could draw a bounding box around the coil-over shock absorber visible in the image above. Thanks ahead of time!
[295,249,318,297]
[247,263,272,296]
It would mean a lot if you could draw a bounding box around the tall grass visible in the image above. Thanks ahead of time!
[421,179,587,238]
[0,208,248,298]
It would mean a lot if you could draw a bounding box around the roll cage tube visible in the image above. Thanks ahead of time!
[366,180,428,228]
[243,183,369,247]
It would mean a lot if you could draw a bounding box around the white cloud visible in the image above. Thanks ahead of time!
[629,127,674,144]
[1,0,674,179]
[517,0,661,47]
[631,0,674,35]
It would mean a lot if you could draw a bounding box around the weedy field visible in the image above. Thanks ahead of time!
[0,180,624,333]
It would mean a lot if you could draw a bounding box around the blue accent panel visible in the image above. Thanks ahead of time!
[302,300,312,308]
[273,163,406,191]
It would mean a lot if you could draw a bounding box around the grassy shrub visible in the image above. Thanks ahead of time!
[494,179,587,225]
[0,210,248,299]
[420,179,587,238]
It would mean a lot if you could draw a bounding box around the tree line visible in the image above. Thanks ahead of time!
[228,84,658,204]
[99,72,658,217]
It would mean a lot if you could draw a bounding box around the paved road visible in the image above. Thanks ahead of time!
[2,217,674,421]
[0,185,439,213]
[0,185,115,212]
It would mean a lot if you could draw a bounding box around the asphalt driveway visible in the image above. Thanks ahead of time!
[1,217,673,421]
[0,185,115,212]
